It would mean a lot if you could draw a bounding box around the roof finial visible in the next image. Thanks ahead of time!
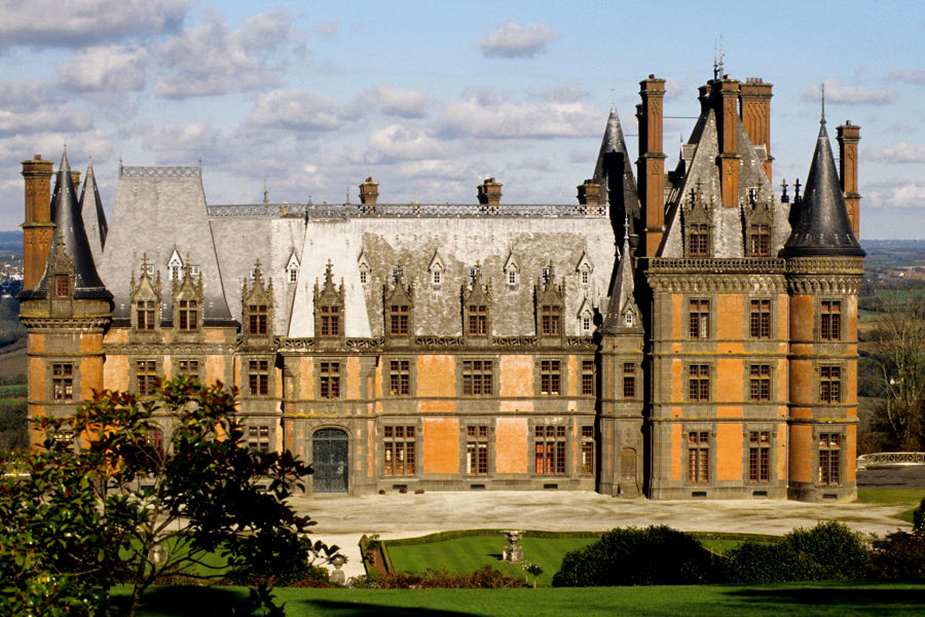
[820,82,826,125]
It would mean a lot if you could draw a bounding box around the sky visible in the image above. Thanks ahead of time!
[0,0,923,239]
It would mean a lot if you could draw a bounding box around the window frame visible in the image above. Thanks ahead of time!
[135,360,158,397]
[319,361,341,399]
[748,430,771,483]
[388,358,412,397]
[688,299,710,339]
[687,430,710,484]
[461,359,493,397]
[820,300,842,341]
[688,364,711,402]
[749,299,772,339]
[465,425,490,476]
[383,425,417,477]
[51,362,74,401]
[247,359,270,397]
[534,424,567,476]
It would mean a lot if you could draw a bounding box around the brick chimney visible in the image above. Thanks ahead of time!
[739,77,774,181]
[358,176,379,205]
[21,154,54,290]
[837,121,861,238]
[477,177,502,206]
[576,179,601,206]
[712,77,741,208]
[636,75,666,256]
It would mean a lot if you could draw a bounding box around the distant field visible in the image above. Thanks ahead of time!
[0,347,26,384]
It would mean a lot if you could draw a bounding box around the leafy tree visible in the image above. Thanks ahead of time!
[0,376,340,616]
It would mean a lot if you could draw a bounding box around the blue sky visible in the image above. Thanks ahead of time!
[1,0,922,238]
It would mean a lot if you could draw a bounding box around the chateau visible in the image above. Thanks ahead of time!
[19,74,864,501]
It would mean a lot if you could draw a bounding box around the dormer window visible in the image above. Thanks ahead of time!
[581,314,592,332]
[145,264,155,277]
[167,250,184,281]
[432,269,441,286]
[391,266,404,284]
[359,268,368,285]
[319,306,340,337]
[190,265,201,277]
[503,251,519,288]
[285,251,300,284]
[249,268,258,281]
[288,267,298,283]
[468,266,481,285]
[249,304,268,335]
[54,274,70,298]
[508,270,516,286]
[689,224,709,256]
[625,312,634,327]
[575,252,593,287]
[541,267,551,285]
[137,301,156,330]
[178,300,198,331]
[428,250,445,289]
[581,270,590,285]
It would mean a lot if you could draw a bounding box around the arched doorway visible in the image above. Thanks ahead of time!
[313,428,349,493]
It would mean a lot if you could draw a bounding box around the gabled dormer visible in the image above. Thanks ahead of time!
[535,264,564,341]
[384,267,413,345]
[167,249,184,283]
[743,187,774,257]
[357,249,371,287]
[427,249,445,288]
[243,259,274,346]
[131,254,161,335]
[601,220,643,335]
[503,250,519,288]
[173,254,203,338]
[576,296,594,335]
[462,263,491,344]
[683,184,712,258]
[575,251,594,287]
[314,260,345,346]
[285,251,300,285]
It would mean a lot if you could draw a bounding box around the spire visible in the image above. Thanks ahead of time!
[78,162,108,261]
[601,215,640,334]
[593,105,641,245]
[781,113,864,258]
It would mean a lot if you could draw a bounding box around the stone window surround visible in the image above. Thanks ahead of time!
[317,359,342,399]
[245,356,273,397]
[744,362,775,403]
[818,298,843,342]
[747,296,774,340]
[459,420,494,478]
[380,422,420,478]
[48,360,79,403]
[386,356,415,397]
[818,362,846,405]
[684,362,713,403]
[813,428,845,487]
[743,427,775,484]
[536,357,564,396]
[684,427,715,485]
[459,357,496,397]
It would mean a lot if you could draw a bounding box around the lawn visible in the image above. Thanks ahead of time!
[114,581,925,616]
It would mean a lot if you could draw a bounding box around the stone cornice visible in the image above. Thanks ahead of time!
[647,272,787,294]
[21,317,110,330]
[103,342,237,356]
[649,258,785,274]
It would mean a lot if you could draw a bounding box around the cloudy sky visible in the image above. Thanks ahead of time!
[1,0,922,239]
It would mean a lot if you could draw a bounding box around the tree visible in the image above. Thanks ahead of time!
[0,376,340,616]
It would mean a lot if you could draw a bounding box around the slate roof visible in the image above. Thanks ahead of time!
[79,162,108,265]
[593,105,641,244]
[601,217,640,335]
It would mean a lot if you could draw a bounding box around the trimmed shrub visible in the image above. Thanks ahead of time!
[781,521,870,580]
[551,526,717,587]
[725,541,821,584]
[353,566,527,589]
[870,531,925,580]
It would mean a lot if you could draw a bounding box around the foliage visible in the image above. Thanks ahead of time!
[914,497,925,534]
[349,565,527,589]
[0,400,27,454]
[0,376,341,617]
[779,521,870,581]
[870,531,925,580]
[551,526,717,587]
[725,541,822,583]
[522,561,543,588]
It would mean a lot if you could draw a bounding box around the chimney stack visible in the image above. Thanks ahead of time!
[636,75,666,256]
[477,177,502,206]
[577,179,601,206]
[712,77,741,208]
[836,122,861,238]
[21,154,55,290]
[739,77,774,181]
[358,176,379,205]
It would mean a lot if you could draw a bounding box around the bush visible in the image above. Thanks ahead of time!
[870,531,925,580]
[354,566,527,589]
[781,521,870,580]
[913,498,925,534]
[725,541,821,584]
[551,526,717,587]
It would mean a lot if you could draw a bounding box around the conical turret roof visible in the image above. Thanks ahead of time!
[782,117,864,257]
[593,105,641,226]
[79,161,108,263]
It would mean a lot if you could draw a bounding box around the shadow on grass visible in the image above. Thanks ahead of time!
[294,600,479,616]
[113,586,250,616]
[726,584,925,611]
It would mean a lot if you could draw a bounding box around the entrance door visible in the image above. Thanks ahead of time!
[313,429,349,493]
[621,448,637,484]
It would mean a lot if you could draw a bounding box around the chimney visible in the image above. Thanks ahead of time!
[739,77,774,181]
[837,121,861,239]
[358,176,379,205]
[70,170,81,195]
[21,154,55,290]
[636,75,666,256]
[477,177,502,206]
[577,179,601,206]
[713,77,741,208]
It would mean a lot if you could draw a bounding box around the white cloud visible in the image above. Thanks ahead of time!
[802,79,896,105]
[142,122,223,158]
[887,70,925,85]
[0,0,189,49]
[525,84,587,104]
[56,45,149,92]
[872,142,925,164]
[357,83,430,118]
[247,90,359,132]
[315,19,341,36]
[366,125,445,162]
[0,104,94,137]
[154,10,295,98]
[865,181,925,210]
[477,21,557,58]
[439,91,601,139]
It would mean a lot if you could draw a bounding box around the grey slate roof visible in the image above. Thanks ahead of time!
[781,119,864,258]
[601,218,640,335]
[79,162,108,265]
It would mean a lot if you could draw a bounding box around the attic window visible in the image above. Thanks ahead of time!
[625,312,634,327]
[190,265,201,276]
[144,264,155,276]
[359,266,369,285]
[288,266,298,283]
[167,251,184,281]
[580,269,590,286]
[54,274,70,298]
[432,270,441,286]
[249,268,258,281]
[508,270,516,286]
[581,315,592,332]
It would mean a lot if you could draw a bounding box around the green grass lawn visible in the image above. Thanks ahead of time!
[0,383,25,399]
[857,489,925,506]
[114,581,925,616]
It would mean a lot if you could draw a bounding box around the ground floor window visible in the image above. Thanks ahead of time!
[466,425,489,475]
[535,425,566,475]
[748,431,770,482]
[247,426,270,453]
[687,431,709,483]
[581,426,594,475]
[819,433,841,485]
[384,425,416,476]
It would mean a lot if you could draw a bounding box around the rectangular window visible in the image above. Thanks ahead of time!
[389,360,410,396]
[540,360,561,395]
[688,365,710,402]
[178,299,197,331]
[462,360,492,396]
[288,268,298,283]
[466,425,489,476]
[748,431,770,482]
[819,433,841,486]
[137,300,156,330]
[248,304,268,335]
[389,304,409,336]
[136,360,157,396]
[320,361,340,399]
[749,364,772,402]
[750,299,771,339]
[749,224,771,256]
[507,270,516,286]
[52,363,73,401]
[820,366,841,403]
[467,305,487,336]
[248,360,269,396]
[820,300,841,341]
[177,359,199,376]
[247,426,270,453]
[535,425,567,475]
[689,299,710,339]
[541,305,561,336]
[689,224,709,256]
[54,274,70,298]
[432,270,441,285]
[581,426,594,476]
[581,360,595,396]
[623,363,636,399]
[384,425,416,477]
[319,306,340,337]
[688,431,710,483]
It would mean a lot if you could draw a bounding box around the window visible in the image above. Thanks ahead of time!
[581,361,595,396]
[541,267,551,285]
[750,299,771,339]
[819,433,840,485]
[319,306,340,337]
[137,300,156,330]
[540,360,561,395]
[821,300,841,341]
[535,425,566,475]
[820,366,841,404]
[541,305,561,336]
[52,363,73,401]
[689,299,710,338]
[466,426,489,476]
[389,360,410,396]
[320,361,340,399]
[581,315,592,332]
[580,269,590,285]
[54,274,70,298]
[625,311,634,327]
[189,265,201,276]
[144,426,164,454]
[688,431,710,483]
[359,269,368,285]
[749,365,771,401]
[248,360,269,396]
[389,304,409,336]
[384,426,416,476]
[432,270,441,285]
[507,270,516,286]
[748,224,771,256]
[247,426,270,453]
[136,360,157,396]
[467,305,487,336]
[177,359,199,376]
[170,264,182,281]
[689,224,709,256]
[623,363,636,399]
[288,267,298,283]
[581,426,594,475]
[249,304,268,336]
[178,300,197,331]
[748,431,770,483]
[689,365,710,402]
[462,360,492,396]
